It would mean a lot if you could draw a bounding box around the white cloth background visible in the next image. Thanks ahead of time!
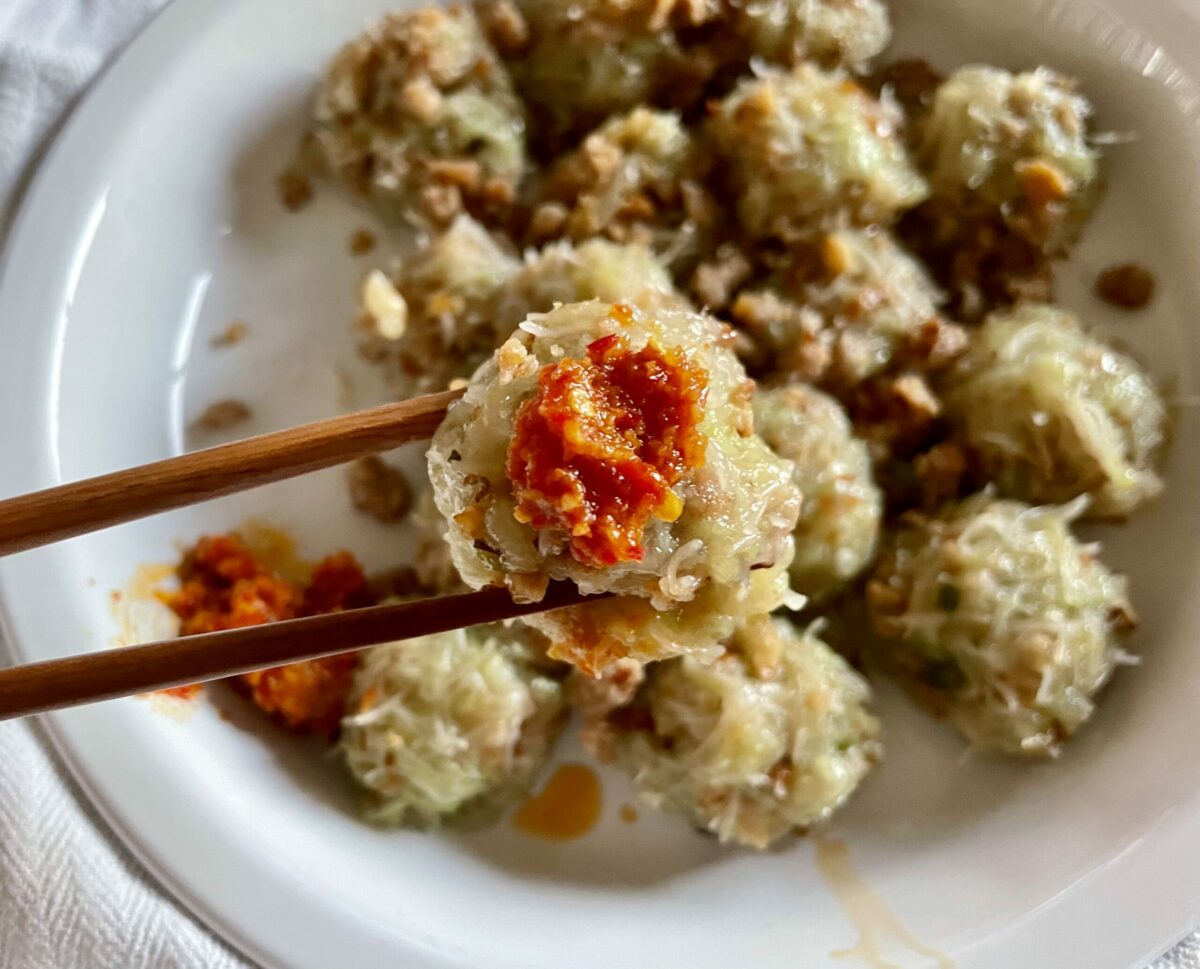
[0,2,1194,968]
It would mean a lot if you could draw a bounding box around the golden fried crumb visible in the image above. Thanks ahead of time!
[1096,263,1154,310]
[419,182,463,223]
[347,456,413,523]
[276,167,313,211]
[482,175,517,207]
[527,201,570,243]
[478,0,529,56]
[191,399,251,432]
[914,441,971,509]
[427,158,484,191]
[891,374,940,418]
[1015,158,1072,208]
[903,316,970,371]
[399,76,443,121]
[210,320,248,348]
[821,233,857,276]
[348,229,378,256]
[690,246,752,310]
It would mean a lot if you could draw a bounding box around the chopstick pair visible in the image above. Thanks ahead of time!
[0,390,598,721]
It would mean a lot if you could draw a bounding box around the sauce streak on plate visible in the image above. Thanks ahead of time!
[110,562,190,711]
[513,763,602,841]
[815,838,955,969]
[110,561,178,650]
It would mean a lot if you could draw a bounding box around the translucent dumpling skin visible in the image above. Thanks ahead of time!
[755,384,882,601]
[308,6,527,225]
[341,621,564,825]
[946,303,1165,518]
[868,493,1135,756]
[428,300,802,672]
[529,552,797,675]
[614,616,882,848]
[710,65,929,238]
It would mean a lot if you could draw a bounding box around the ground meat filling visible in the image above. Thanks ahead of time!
[163,534,376,734]
[506,330,708,568]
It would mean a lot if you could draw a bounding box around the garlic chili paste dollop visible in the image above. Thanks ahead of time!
[506,326,708,569]
[162,533,375,734]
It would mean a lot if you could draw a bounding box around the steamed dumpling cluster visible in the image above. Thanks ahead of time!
[281,0,1171,850]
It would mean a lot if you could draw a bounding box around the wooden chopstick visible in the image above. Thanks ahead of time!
[0,388,463,557]
[0,581,599,721]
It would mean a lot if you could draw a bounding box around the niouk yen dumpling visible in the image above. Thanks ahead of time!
[307,5,527,225]
[732,0,891,71]
[946,303,1165,518]
[754,384,882,601]
[511,0,714,148]
[868,493,1135,756]
[496,238,688,335]
[359,214,518,395]
[528,107,717,271]
[341,620,564,826]
[731,227,959,388]
[428,300,802,673]
[918,66,1102,251]
[614,616,882,848]
[709,64,928,238]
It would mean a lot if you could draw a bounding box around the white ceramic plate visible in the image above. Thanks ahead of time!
[2,0,1199,966]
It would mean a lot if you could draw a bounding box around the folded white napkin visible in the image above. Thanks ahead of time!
[0,3,1192,968]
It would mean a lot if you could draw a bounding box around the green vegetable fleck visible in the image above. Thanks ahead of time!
[936,582,960,612]
[921,657,966,692]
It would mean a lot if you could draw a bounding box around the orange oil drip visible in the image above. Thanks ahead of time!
[513,763,603,841]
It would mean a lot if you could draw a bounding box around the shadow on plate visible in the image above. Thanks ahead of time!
[204,682,359,819]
